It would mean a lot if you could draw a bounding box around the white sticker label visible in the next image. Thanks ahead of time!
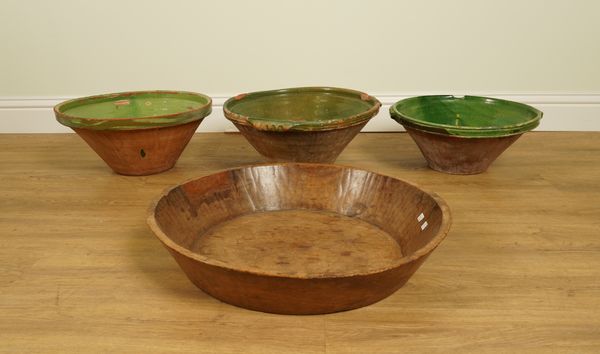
[420,221,428,231]
[417,213,425,222]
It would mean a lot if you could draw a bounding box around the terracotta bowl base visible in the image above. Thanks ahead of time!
[233,122,367,163]
[74,120,201,176]
[405,127,522,175]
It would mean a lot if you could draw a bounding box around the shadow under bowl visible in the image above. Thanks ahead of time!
[224,87,381,163]
[390,95,543,174]
[147,163,451,315]
[54,90,212,176]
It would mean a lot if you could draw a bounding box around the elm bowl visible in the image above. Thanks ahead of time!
[223,87,381,163]
[54,90,212,175]
[390,95,543,174]
[147,163,451,315]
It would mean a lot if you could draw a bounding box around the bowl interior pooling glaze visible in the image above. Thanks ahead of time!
[224,87,381,131]
[229,92,372,122]
[391,95,542,137]
[59,92,210,120]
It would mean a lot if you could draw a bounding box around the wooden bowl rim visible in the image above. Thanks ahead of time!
[223,87,382,132]
[54,90,212,130]
[147,163,452,279]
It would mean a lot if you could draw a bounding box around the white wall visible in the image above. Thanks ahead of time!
[1,0,600,132]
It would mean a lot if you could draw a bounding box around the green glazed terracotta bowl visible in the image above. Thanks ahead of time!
[390,95,543,174]
[224,87,381,163]
[54,90,212,175]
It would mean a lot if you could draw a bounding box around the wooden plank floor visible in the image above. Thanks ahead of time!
[1,132,599,353]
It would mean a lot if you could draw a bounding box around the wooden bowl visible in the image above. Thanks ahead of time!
[390,95,543,174]
[223,87,381,163]
[147,163,451,315]
[54,90,212,175]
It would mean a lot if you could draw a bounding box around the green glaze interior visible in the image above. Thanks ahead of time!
[55,91,212,130]
[224,87,381,131]
[390,95,542,137]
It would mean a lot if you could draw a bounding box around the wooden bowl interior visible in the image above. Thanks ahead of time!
[152,164,445,272]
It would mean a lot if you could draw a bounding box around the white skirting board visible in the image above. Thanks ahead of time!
[1,93,599,133]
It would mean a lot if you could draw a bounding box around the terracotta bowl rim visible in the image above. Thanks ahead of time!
[390,95,543,138]
[399,122,531,139]
[147,163,452,280]
[54,90,212,131]
[223,86,382,132]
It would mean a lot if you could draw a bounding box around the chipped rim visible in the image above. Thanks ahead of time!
[54,90,212,130]
[390,95,543,138]
[223,87,382,132]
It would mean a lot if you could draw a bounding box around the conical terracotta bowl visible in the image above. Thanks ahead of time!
[224,87,381,163]
[390,95,543,174]
[55,90,212,175]
[147,163,451,315]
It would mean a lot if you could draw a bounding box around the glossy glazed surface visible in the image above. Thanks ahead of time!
[390,95,542,137]
[224,87,381,131]
[55,91,212,130]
